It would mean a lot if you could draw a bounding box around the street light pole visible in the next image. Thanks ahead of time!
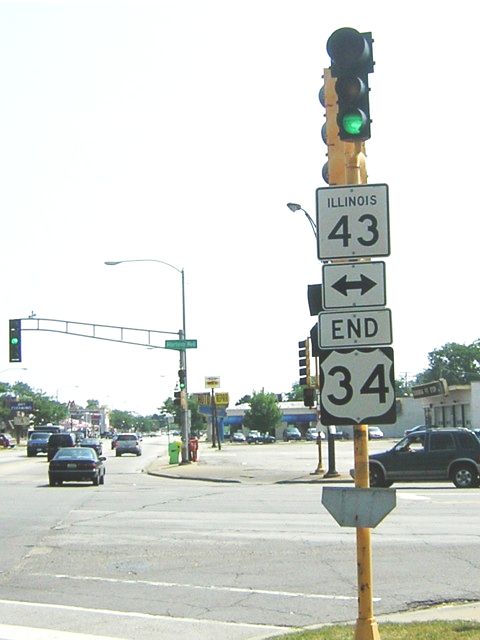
[104,258,191,463]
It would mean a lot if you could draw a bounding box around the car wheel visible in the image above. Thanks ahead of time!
[49,477,55,487]
[116,452,121,457]
[93,474,99,486]
[452,464,478,488]
[99,474,105,485]
[369,465,392,488]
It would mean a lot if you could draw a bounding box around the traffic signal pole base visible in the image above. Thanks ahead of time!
[353,617,381,640]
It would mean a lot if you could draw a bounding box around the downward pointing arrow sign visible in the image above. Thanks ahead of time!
[332,274,377,297]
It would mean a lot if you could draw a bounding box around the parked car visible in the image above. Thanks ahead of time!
[283,427,302,442]
[230,431,246,443]
[48,447,106,486]
[47,432,76,461]
[0,433,16,448]
[114,433,142,456]
[368,427,384,440]
[258,432,276,444]
[27,431,50,456]
[79,438,103,456]
[404,425,430,436]
[246,430,262,444]
[328,426,349,440]
[305,428,325,441]
[359,427,480,489]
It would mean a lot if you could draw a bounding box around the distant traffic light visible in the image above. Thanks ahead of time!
[326,27,374,141]
[298,339,311,387]
[303,387,316,408]
[178,369,186,390]
[9,319,22,363]
[174,391,182,407]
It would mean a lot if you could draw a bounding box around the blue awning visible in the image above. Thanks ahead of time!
[223,416,244,426]
[281,414,316,424]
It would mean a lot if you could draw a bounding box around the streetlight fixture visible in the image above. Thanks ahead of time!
[105,258,190,463]
[287,202,318,238]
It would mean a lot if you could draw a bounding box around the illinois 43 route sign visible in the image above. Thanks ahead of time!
[319,347,396,425]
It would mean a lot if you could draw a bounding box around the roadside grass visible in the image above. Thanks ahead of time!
[265,621,480,639]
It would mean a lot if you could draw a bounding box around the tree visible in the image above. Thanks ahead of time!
[243,391,282,434]
[286,382,303,401]
[235,395,252,406]
[415,340,480,385]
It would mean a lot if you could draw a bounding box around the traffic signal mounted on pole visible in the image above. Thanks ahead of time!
[303,387,316,408]
[298,339,311,387]
[326,27,374,142]
[9,319,22,363]
[174,391,182,407]
[178,369,186,390]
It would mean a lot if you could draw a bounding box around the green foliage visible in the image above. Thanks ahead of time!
[235,394,252,405]
[286,382,304,401]
[416,340,480,385]
[0,381,68,427]
[243,391,282,433]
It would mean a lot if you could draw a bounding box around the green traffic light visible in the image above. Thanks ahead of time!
[10,337,19,345]
[342,112,365,136]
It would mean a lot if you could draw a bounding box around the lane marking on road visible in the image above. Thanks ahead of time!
[0,598,286,630]
[0,623,120,640]
[37,573,370,601]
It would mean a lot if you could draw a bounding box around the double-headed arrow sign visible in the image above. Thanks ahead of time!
[322,262,386,309]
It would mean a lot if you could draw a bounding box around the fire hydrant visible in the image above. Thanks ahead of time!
[188,436,199,462]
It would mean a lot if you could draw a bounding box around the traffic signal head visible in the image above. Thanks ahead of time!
[174,391,182,407]
[9,319,22,363]
[178,369,186,390]
[298,339,311,387]
[303,387,316,408]
[326,27,374,142]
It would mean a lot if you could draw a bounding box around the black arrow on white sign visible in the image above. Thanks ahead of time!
[332,274,376,297]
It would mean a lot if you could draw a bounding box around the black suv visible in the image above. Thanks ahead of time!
[47,433,76,461]
[367,428,480,489]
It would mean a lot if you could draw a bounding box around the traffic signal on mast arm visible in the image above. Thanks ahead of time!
[298,339,311,387]
[303,387,316,408]
[9,319,22,363]
[326,27,374,142]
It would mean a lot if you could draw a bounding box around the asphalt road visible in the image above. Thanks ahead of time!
[0,437,479,640]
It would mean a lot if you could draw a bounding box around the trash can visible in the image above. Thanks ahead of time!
[168,440,181,465]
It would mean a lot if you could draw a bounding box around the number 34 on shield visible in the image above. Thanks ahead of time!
[318,347,396,426]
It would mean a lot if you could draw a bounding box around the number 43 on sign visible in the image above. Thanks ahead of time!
[319,347,396,426]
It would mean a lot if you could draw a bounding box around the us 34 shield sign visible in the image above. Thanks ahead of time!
[319,347,396,425]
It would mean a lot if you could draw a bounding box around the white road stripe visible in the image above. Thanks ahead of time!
[0,622,123,640]
[0,598,286,630]
[38,573,372,601]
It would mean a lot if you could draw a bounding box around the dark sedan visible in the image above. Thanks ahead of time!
[49,447,106,486]
[79,438,103,456]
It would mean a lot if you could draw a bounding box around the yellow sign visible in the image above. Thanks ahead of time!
[194,393,210,406]
[205,376,220,388]
[215,392,229,406]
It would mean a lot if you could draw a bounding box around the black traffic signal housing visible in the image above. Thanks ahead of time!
[173,391,182,407]
[303,387,316,408]
[9,319,22,363]
[178,369,186,390]
[326,27,374,141]
[298,339,311,387]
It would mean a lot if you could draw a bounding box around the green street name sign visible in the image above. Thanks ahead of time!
[165,339,198,350]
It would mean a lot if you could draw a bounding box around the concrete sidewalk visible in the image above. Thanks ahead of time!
[146,441,480,629]
[146,441,354,484]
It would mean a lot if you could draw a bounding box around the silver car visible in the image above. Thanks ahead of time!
[114,433,142,457]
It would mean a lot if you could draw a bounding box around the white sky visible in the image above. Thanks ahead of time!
[1,1,479,414]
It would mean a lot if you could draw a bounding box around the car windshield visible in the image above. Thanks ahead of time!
[53,448,96,460]
[117,434,137,441]
[81,439,99,445]
[30,433,50,440]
